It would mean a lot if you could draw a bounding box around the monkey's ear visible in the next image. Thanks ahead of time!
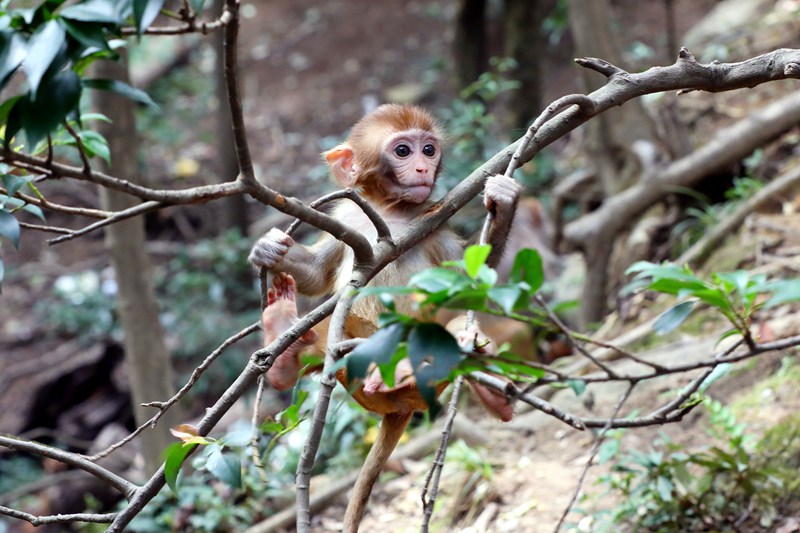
[323,143,355,187]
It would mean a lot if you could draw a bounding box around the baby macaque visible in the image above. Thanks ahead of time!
[250,104,520,531]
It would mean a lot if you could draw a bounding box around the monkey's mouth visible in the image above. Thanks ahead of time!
[403,184,433,203]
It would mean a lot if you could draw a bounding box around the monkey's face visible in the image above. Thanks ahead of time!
[379,129,441,204]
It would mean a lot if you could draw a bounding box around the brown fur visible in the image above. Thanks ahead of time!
[255,104,518,532]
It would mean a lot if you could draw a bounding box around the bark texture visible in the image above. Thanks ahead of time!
[93,58,178,474]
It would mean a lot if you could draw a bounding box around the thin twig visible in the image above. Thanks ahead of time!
[87,323,260,461]
[18,221,72,234]
[553,384,635,533]
[535,294,620,378]
[0,436,136,499]
[47,201,162,244]
[421,376,465,532]
[470,371,586,430]
[250,375,269,483]
[296,277,366,532]
[285,188,392,242]
[63,121,92,174]
[0,507,116,526]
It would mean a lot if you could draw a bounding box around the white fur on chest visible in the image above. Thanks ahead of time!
[332,202,459,292]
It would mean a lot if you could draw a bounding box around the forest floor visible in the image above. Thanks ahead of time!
[3,0,800,532]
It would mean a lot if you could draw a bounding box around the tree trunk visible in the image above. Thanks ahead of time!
[93,58,178,474]
[567,0,658,196]
[453,0,487,91]
[214,0,248,235]
[503,0,544,130]
[566,0,662,325]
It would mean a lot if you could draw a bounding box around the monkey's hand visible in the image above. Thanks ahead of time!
[453,322,496,356]
[483,174,522,214]
[248,228,294,271]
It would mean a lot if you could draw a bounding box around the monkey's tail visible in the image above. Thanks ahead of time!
[342,411,413,533]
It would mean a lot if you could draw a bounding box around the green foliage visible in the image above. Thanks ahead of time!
[0,162,46,292]
[626,261,800,340]
[342,246,549,416]
[0,0,159,151]
[133,384,372,532]
[587,399,792,531]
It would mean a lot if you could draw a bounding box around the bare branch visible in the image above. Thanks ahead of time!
[88,323,260,461]
[0,506,115,526]
[553,385,635,533]
[47,201,162,244]
[0,435,136,499]
[421,376,465,532]
[286,188,392,243]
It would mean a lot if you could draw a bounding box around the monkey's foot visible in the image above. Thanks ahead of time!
[262,273,317,391]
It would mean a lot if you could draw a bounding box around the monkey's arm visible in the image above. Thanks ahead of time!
[483,174,522,267]
[249,228,345,296]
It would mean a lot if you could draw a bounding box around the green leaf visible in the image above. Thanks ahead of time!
[597,439,620,464]
[442,288,489,311]
[221,427,254,448]
[655,476,674,501]
[345,322,406,382]
[566,379,586,396]
[1,174,33,197]
[163,442,196,495]
[83,78,158,108]
[652,300,694,335]
[59,0,122,23]
[190,0,206,12]
[487,358,545,381]
[78,130,110,163]
[21,203,44,221]
[206,447,241,489]
[488,286,522,315]
[475,264,498,286]
[764,279,800,308]
[0,30,27,91]
[407,323,463,415]
[133,0,166,34]
[59,18,111,51]
[715,270,749,297]
[0,209,20,248]
[690,288,730,312]
[464,244,491,279]
[21,70,82,149]
[22,19,66,98]
[509,248,544,292]
[698,363,732,392]
[409,267,470,293]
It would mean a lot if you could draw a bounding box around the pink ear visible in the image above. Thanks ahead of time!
[323,143,355,187]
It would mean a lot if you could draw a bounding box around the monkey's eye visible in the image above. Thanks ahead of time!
[394,144,411,157]
[422,144,436,157]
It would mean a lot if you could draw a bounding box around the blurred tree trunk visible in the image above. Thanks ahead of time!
[453,0,487,91]
[567,0,658,195]
[213,0,248,235]
[566,0,661,326]
[503,0,544,130]
[93,57,178,474]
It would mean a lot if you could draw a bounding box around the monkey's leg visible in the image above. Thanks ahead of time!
[262,273,317,391]
[343,411,413,532]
